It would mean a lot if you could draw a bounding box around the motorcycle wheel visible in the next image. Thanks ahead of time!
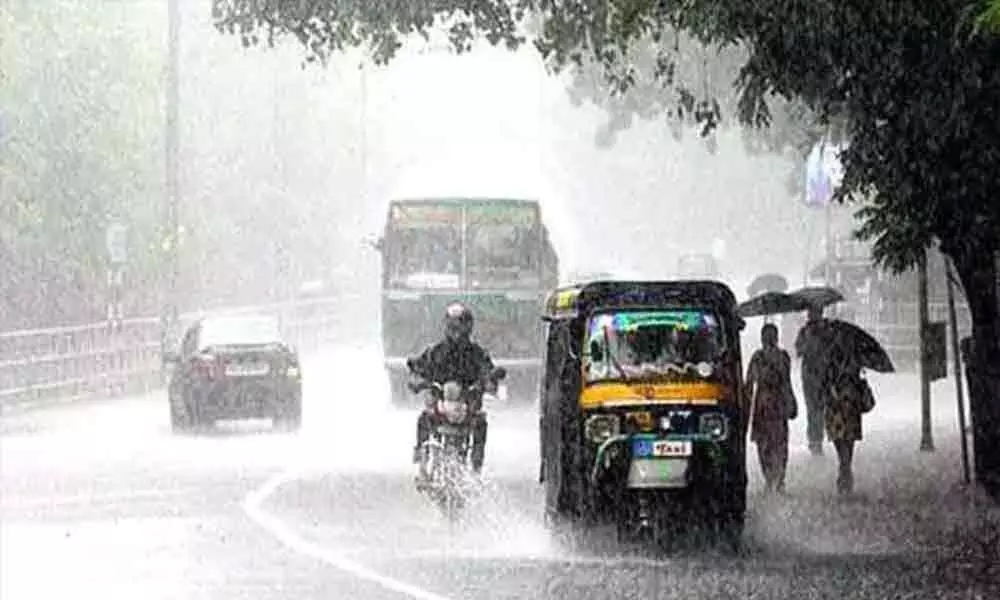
[439,488,459,522]
[437,461,465,524]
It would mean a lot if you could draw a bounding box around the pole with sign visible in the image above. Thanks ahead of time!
[106,222,127,331]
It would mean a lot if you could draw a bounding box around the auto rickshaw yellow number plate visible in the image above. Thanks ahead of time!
[632,438,693,458]
[651,439,693,457]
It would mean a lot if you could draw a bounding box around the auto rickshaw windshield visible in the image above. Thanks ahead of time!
[584,309,726,383]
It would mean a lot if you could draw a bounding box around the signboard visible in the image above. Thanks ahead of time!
[106,222,127,264]
[389,200,538,227]
[804,140,845,207]
[390,203,462,225]
[465,202,538,225]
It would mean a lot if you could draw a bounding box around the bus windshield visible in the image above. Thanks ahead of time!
[387,225,462,289]
[466,223,539,289]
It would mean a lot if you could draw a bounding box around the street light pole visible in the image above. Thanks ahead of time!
[360,60,368,205]
[162,0,181,356]
[272,54,287,308]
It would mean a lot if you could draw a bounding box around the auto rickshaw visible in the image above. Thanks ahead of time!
[538,280,748,548]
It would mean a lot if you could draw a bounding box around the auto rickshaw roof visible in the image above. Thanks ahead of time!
[542,280,739,321]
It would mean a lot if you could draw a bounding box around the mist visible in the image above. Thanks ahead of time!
[3,0,842,326]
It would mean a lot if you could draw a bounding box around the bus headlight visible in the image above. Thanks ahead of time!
[584,414,620,444]
[699,412,728,440]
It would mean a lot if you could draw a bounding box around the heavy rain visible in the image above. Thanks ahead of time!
[2,1,999,599]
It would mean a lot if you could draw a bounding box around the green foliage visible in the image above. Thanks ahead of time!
[213,2,822,175]
[977,0,1000,33]
[553,27,827,196]
[212,0,525,65]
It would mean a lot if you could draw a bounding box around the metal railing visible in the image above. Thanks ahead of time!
[0,295,358,411]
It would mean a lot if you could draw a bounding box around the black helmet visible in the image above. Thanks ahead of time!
[443,302,474,341]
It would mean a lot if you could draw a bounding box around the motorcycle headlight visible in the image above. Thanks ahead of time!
[439,399,468,424]
[584,414,620,444]
[699,412,728,440]
[442,381,462,402]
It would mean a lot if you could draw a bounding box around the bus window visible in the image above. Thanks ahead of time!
[466,222,539,288]
[387,225,461,287]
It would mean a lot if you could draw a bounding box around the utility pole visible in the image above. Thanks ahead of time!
[162,0,181,358]
[272,54,287,310]
[360,60,368,206]
[918,249,935,452]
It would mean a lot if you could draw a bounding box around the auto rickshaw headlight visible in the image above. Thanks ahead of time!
[584,414,620,444]
[699,412,728,440]
[626,410,654,432]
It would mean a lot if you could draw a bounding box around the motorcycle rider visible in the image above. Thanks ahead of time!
[408,302,497,483]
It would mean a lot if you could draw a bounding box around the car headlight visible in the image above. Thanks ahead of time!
[584,414,620,444]
[285,365,300,378]
[699,412,728,440]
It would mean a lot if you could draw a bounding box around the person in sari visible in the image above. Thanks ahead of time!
[823,354,876,495]
[746,323,799,494]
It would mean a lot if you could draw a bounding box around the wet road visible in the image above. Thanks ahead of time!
[3,345,998,599]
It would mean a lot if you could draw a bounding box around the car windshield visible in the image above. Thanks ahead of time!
[198,316,282,349]
[584,309,726,382]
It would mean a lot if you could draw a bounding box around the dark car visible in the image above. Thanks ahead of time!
[164,314,302,433]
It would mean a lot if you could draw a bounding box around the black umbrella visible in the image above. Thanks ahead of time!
[788,286,845,310]
[747,273,790,298]
[813,318,895,373]
[737,291,812,318]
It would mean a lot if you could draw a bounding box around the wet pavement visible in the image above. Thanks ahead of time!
[3,345,997,599]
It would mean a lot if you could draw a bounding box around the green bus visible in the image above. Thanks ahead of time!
[374,197,559,407]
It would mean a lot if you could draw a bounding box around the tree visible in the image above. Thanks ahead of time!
[981,0,1000,32]
[552,29,826,196]
[214,0,1000,494]
[1,2,167,328]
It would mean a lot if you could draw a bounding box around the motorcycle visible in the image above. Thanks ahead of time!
[407,366,507,522]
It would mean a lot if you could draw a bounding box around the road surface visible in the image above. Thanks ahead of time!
[3,344,998,599]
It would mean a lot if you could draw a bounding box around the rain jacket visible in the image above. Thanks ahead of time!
[408,338,495,390]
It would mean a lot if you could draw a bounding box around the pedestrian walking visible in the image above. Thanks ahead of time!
[746,323,799,494]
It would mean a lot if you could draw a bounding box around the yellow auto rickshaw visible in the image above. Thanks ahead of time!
[538,280,748,548]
